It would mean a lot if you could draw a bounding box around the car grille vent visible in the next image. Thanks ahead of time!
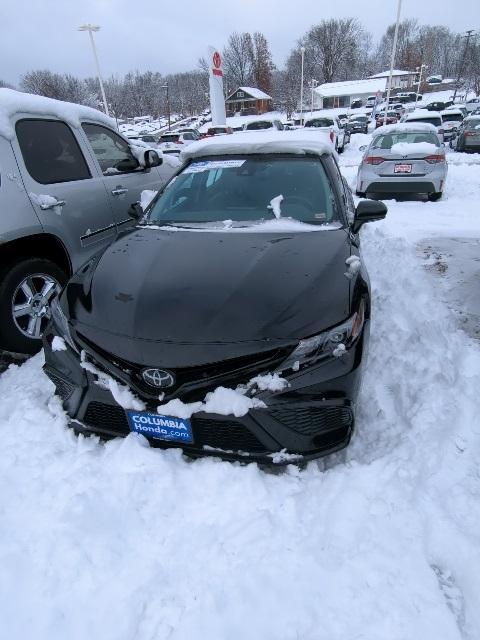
[44,367,76,402]
[83,401,267,453]
[269,406,353,436]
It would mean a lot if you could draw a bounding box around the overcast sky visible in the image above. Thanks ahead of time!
[2,0,477,84]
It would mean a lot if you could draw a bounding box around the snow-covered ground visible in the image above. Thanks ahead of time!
[1,135,480,640]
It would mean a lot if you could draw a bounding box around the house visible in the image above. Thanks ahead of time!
[312,78,387,109]
[225,87,273,116]
[368,69,418,89]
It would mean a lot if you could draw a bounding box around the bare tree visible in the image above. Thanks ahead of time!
[223,32,254,89]
[251,32,275,94]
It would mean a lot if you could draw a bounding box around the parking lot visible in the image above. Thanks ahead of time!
[1,127,479,639]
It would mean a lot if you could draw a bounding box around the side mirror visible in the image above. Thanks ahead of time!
[358,145,367,152]
[128,202,144,220]
[352,199,387,233]
[144,149,162,168]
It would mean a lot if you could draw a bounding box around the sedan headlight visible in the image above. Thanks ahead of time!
[278,300,366,373]
[50,297,77,352]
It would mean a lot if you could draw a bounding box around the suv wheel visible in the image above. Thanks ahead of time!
[0,258,67,354]
[428,192,443,202]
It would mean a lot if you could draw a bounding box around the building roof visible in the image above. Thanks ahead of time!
[181,129,333,161]
[369,69,417,79]
[226,86,272,101]
[314,78,387,98]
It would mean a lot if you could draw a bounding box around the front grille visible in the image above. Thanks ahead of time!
[82,401,267,453]
[269,405,353,436]
[77,333,292,401]
[44,367,76,402]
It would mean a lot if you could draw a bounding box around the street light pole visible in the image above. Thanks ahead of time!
[309,79,318,115]
[300,46,305,126]
[383,0,402,126]
[78,24,110,117]
[161,83,171,130]
[415,64,427,108]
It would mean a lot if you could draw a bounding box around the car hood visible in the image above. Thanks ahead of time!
[66,226,351,366]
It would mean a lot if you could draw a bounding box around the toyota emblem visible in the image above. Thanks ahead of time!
[141,368,175,389]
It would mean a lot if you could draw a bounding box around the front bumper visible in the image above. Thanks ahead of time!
[43,325,368,465]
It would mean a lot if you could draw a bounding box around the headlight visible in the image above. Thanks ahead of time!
[278,299,366,373]
[50,297,77,352]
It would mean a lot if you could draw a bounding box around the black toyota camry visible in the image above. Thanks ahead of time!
[43,131,387,464]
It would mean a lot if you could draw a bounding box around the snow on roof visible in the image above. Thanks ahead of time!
[315,78,386,98]
[228,87,272,100]
[369,69,416,78]
[441,109,463,116]
[0,88,115,140]
[373,122,438,136]
[404,109,442,121]
[181,130,334,161]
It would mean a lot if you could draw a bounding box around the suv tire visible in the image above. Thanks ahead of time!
[428,192,443,202]
[0,258,67,354]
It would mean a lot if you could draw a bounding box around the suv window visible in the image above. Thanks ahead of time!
[82,123,140,174]
[16,119,91,185]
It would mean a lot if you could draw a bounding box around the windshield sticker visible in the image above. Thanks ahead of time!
[184,159,246,173]
[314,213,327,220]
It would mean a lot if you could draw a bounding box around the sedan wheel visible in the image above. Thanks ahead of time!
[0,258,66,354]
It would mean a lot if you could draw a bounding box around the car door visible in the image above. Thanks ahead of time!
[81,122,172,230]
[13,117,117,271]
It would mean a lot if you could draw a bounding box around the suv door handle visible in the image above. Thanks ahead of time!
[111,188,128,196]
[39,199,66,210]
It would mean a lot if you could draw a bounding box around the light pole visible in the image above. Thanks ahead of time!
[161,83,171,130]
[309,79,318,115]
[383,0,402,126]
[78,24,110,117]
[415,64,427,108]
[299,46,305,126]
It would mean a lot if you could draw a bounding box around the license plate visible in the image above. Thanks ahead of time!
[394,164,412,173]
[126,410,193,444]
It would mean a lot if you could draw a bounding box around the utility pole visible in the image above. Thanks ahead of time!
[415,64,427,108]
[453,30,475,102]
[78,24,110,117]
[161,83,171,130]
[383,0,402,126]
[299,46,306,126]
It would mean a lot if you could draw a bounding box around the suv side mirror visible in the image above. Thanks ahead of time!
[352,199,387,233]
[144,149,162,168]
[128,202,144,220]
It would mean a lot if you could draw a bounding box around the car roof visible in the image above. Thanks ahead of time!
[404,109,441,120]
[0,87,114,140]
[181,130,334,161]
[373,122,438,136]
[441,109,463,116]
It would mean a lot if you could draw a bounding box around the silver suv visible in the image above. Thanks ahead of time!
[0,89,176,353]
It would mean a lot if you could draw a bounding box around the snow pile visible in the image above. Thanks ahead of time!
[344,255,361,279]
[29,193,63,215]
[140,189,158,210]
[268,194,283,219]
[144,219,342,233]
[390,142,439,155]
[80,353,145,411]
[51,336,67,352]
[0,88,114,140]
[157,386,266,420]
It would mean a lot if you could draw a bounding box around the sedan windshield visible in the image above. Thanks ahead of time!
[372,132,439,149]
[146,156,340,226]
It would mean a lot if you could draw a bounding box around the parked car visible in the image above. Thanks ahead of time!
[350,99,363,109]
[400,110,445,143]
[440,109,464,141]
[0,88,176,354]
[346,114,369,134]
[356,123,447,201]
[202,126,233,138]
[337,113,349,127]
[465,97,480,113]
[426,101,452,111]
[445,103,468,117]
[158,132,197,154]
[304,116,347,152]
[449,116,480,152]
[43,129,387,464]
[177,128,201,139]
[243,119,284,131]
[127,134,158,144]
[366,96,377,108]
[375,110,400,127]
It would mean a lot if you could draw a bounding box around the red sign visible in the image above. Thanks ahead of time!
[212,51,223,76]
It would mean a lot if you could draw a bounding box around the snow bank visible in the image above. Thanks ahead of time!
[0,88,114,140]
[390,142,439,155]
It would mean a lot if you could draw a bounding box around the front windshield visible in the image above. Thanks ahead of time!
[443,114,463,122]
[146,155,340,226]
[372,132,439,149]
[160,135,179,143]
[350,116,367,122]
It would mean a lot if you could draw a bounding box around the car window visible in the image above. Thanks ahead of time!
[146,156,340,226]
[372,132,439,149]
[82,123,140,174]
[305,118,334,128]
[16,119,91,185]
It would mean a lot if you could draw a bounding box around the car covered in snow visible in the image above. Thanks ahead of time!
[440,109,464,141]
[346,114,369,134]
[303,116,348,152]
[449,115,480,153]
[356,123,447,201]
[243,119,284,131]
[157,131,197,154]
[0,88,176,354]
[43,129,387,464]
